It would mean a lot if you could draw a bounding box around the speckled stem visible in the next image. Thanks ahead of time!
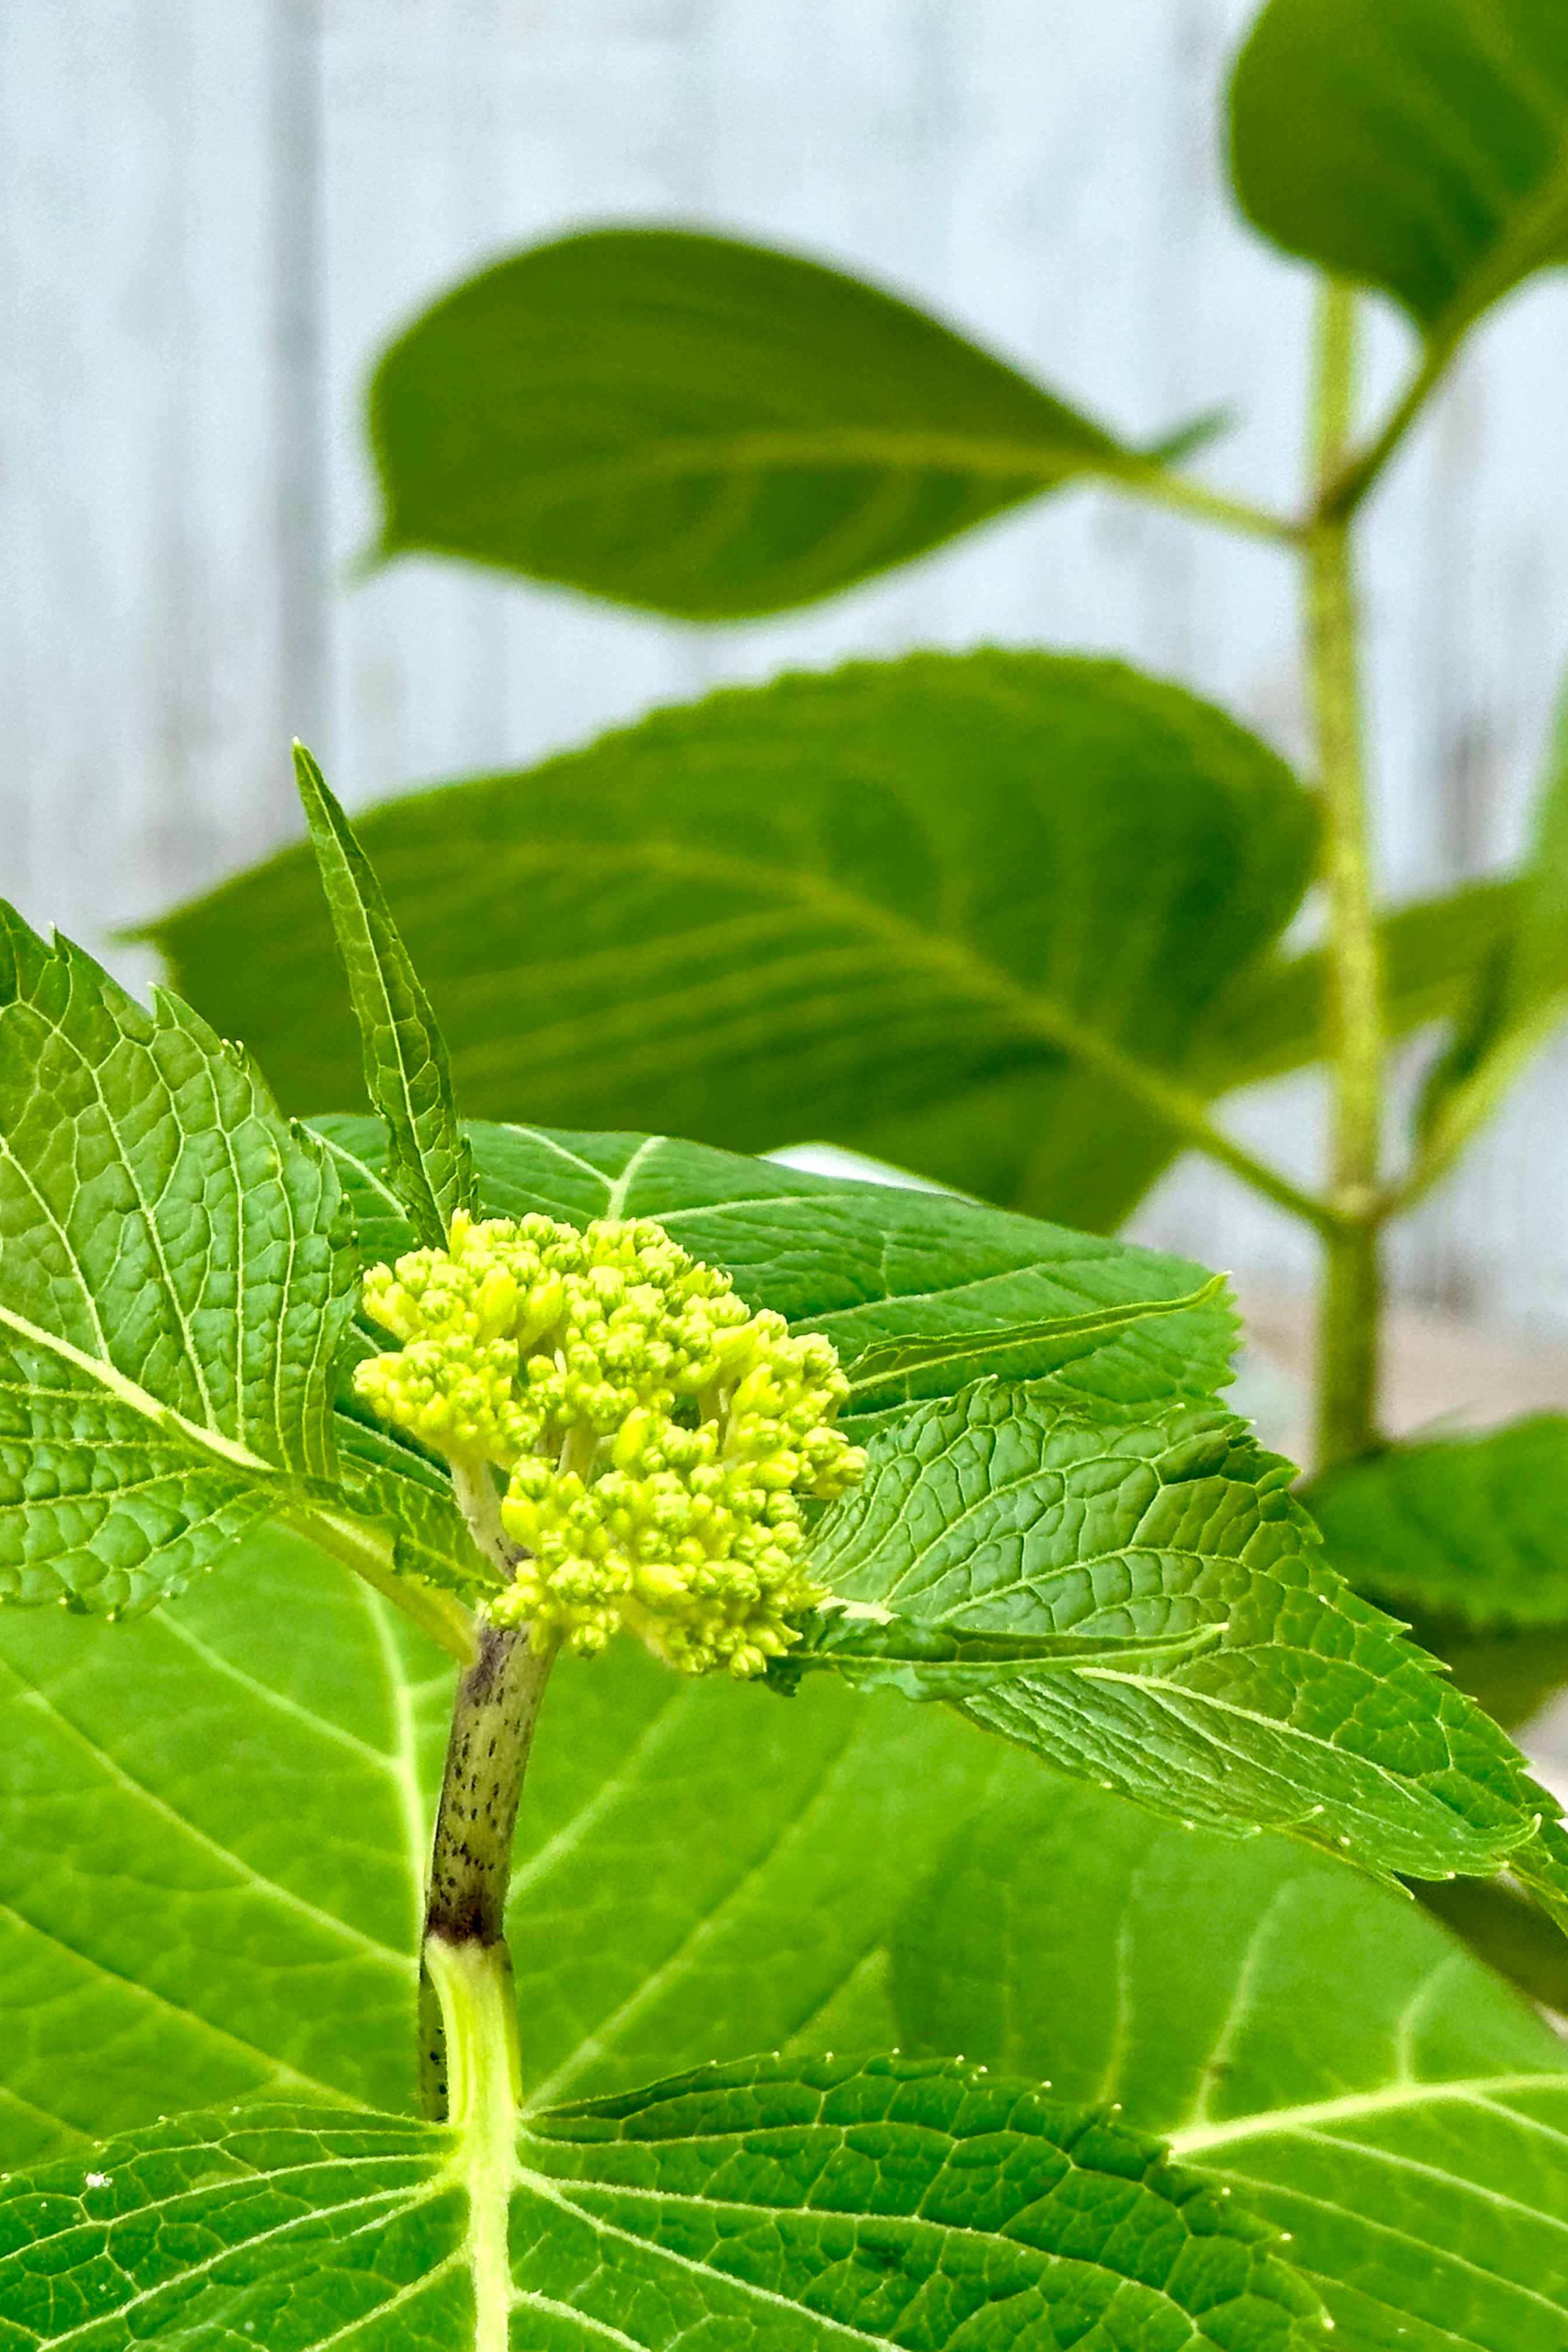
[419,1622,555,2120]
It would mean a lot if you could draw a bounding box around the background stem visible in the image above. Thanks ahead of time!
[1307,281,1385,1469]
[419,1622,555,2120]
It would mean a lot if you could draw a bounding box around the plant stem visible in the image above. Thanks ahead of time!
[1306,282,1385,1468]
[420,1621,555,2120]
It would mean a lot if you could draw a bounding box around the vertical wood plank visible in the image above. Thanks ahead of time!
[0,0,329,977]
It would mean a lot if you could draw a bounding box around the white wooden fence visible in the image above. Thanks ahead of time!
[5,0,1567,1338]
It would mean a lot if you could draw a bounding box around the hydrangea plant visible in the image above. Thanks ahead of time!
[8,4,1568,2346]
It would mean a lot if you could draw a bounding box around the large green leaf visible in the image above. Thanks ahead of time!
[0,1522,1038,2169]
[369,228,1172,622]
[0,2060,1322,2351]
[1307,1415,1568,1629]
[1230,0,1568,344]
[892,1776,1568,2352]
[0,907,354,1615]
[789,1381,1555,1880]
[150,652,1317,1233]
[321,1115,1241,1441]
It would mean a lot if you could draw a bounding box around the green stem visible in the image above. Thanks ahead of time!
[1306,282,1385,1469]
[1110,460,1301,546]
[420,1622,555,2120]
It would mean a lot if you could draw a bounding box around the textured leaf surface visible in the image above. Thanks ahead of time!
[803,1381,1555,1879]
[0,1523,1054,2168]
[0,2060,1323,2350]
[294,743,475,1248]
[1307,1416,1568,1629]
[322,1115,1240,1443]
[370,228,1151,621]
[1230,0,1568,339]
[150,652,1316,1233]
[892,1775,1568,2351]
[0,908,352,1614]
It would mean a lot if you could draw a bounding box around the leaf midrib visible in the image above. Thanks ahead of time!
[373,834,1251,1120]
[1168,2067,1568,2157]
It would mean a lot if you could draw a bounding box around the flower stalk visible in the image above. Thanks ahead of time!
[419,1620,555,2120]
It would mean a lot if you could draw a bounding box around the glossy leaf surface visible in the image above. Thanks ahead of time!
[893,1775,1568,2351]
[0,1526,1036,2166]
[1231,0,1568,341]
[370,228,1148,620]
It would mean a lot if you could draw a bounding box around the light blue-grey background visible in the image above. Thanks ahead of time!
[4,0,1567,1339]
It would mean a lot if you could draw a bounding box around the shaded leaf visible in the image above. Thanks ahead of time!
[1230,0,1568,342]
[804,1378,1556,1880]
[1306,1415,1568,1628]
[892,1773,1568,2351]
[1205,874,1519,1087]
[149,651,1317,1234]
[1418,674,1568,1167]
[370,227,1161,621]
[0,907,353,1614]
[294,742,475,1248]
[0,2060,1324,2350]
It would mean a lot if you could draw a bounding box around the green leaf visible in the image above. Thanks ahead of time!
[0,2060,1323,2351]
[802,1378,1556,1880]
[1306,1415,1568,1629]
[842,1274,1228,1398]
[369,228,1168,622]
[1230,0,1568,344]
[0,907,354,1615]
[293,741,475,1249]
[148,650,1318,1233]
[777,1598,1224,1702]
[891,1773,1568,2350]
[1205,875,1520,1089]
[319,1115,1241,1440]
[0,1521,1037,2166]
[1417,675,1568,1170]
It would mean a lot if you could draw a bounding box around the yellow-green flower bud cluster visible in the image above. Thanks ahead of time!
[355,1210,863,1675]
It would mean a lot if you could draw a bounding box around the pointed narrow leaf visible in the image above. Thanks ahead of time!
[1307,1415,1568,1630]
[891,1774,1568,2349]
[806,1378,1556,1879]
[370,228,1177,621]
[0,2062,1325,2350]
[0,908,353,1612]
[1230,0,1568,343]
[294,742,474,1247]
